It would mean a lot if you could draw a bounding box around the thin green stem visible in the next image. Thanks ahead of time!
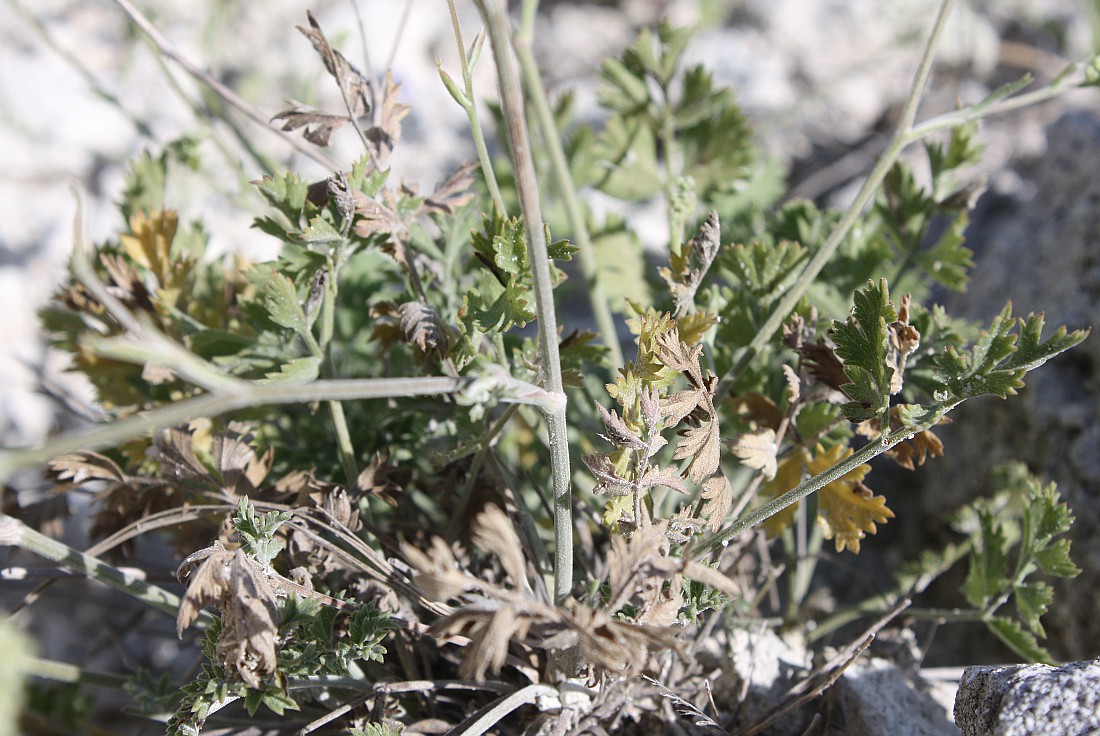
[515,0,624,367]
[692,406,951,559]
[476,0,572,603]
[0,515,186,618]
[25,657,131,689]
[444,0,507,215]
[316,259,359,486]
[715,0,957,395]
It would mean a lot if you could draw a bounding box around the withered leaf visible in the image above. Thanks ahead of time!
[731,429,778,480]
[271,102,350,147]
[351,190,404,241]
[176,544,280,689]
[398,301,445,353]
[607,523,674,613]
[582,453,634,497]
[674,422,721,484]
[597,403,646,451]
[48,451,127,487]
[460,605,529,682]
[637,465,690,494]
[798,338,849,393]
[661,388,704,427]
[354,450,402,507]
[886,293,921,395]
[808,443,891,553]
[365,71,410,161]
[401,536,468,601]
[782,364,801,405]
[154,425,272,498]
[298,12,372,121]
[699,474,733,533]
[728,392,783,431]
[471,505,530,593]
[420,161,478,216]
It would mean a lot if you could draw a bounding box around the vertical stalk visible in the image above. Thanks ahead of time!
[476,0,573,602]
[445,0,507,215]
[514,0,624,367]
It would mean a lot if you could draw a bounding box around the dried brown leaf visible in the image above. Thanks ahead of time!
[365,71,410,161]
[582,454,634,497]
[398,301,445,353]
[354,450,403,507]
[298,12,371,120]
[271,103,349,147]
[176,544,280,688]
[420,161,478,216]
[607,523,676,613]
[48,451,127,487]
[471,505,530,593]
[674,422,721,484]
[637,465,691,494]
[351,191,404,241]
[887,294,921,395]
[460,605,529,682]
[597,403,646,451]
[401,537,469,601]
[661,389,704,427]
[700,474,733,533]
[728,392,783,431]
[731,429,778,480]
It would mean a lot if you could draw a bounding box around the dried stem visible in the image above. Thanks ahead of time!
[475,0,573,602]
[109,0,338,171]
[515,0,625,367]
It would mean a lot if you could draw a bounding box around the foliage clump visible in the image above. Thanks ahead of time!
[2,3,1095,735]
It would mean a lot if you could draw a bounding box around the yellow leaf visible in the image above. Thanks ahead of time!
[120,209,178,286]
[760,450,807,538]
[810,443,892,553]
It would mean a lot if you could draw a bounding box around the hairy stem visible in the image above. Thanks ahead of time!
[476,0,573,602]
[0,515,186,618]
[515,0,625,367]
[693,405,951,558]
[0,374,563,482]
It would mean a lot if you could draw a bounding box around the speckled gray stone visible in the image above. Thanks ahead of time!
[954,659,1100,736]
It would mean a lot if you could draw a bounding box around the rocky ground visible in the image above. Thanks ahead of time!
[2,0,1099,732]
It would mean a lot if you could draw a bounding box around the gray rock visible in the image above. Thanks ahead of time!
[954,659,1100,736]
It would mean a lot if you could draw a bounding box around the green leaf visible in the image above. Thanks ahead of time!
[299,215,343,246]
[986,616,1053,664]
[262,273,308,335]
[593,115,663,200]
[1013,581,1053,636]
[262,355,322,384]
[831,278,897,421]
[963,508,1009,609]
[233,498,292,566]
[1034,540,1080,577]
[1004,312,1090,373]
[933,304,1088,401]
[260,689,299,716]
[926,122,984,204]
[914,212,972,291]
